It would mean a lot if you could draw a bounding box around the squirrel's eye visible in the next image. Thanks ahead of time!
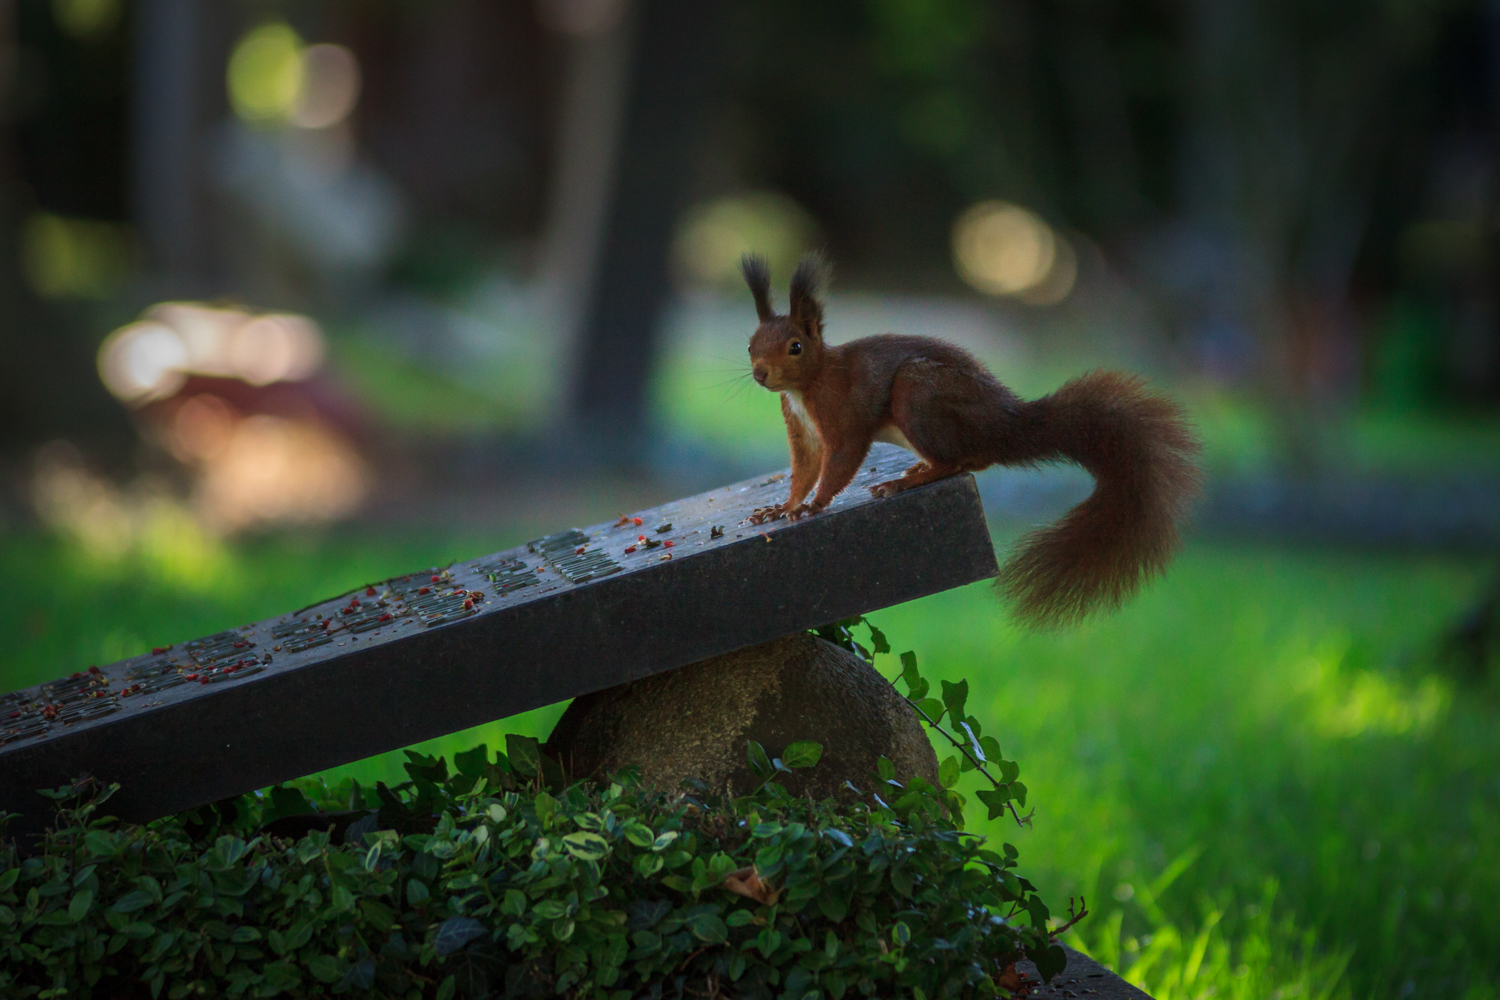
[789,342,802,355]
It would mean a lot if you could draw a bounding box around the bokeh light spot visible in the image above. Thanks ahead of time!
[21,213,134,299]
[98,305,326,404]
[951,200,1074,304]
[229,314,325,385]
[228,23,305,122]
[195,415,370,532]
[97,322,189,403]
[169,395,237,463]
[292,44,361,129]
[50,0,121,41]
[673,192,816,293]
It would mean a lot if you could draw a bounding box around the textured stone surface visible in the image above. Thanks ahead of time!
[545,634,939,799]
[1,446,995,831]
[1019,945,1153,999]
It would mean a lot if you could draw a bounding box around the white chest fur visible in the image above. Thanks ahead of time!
[783,390,821,445]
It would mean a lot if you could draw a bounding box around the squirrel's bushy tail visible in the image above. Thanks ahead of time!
[998,371,1202,629]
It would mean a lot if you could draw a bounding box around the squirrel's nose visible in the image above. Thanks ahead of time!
[753,368,768,385]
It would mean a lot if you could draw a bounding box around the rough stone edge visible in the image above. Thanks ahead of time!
[1017,944,1153,999]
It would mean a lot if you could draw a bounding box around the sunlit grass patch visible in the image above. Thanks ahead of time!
[868,544,1495,1000]
[1071,877,1353,1000]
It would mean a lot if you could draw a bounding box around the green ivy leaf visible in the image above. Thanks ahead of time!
[453,744,488,779]
[263,785,314,826]
[938,756,960,789]
[900,651,920,691]
[261,961,301,992]
[975,788,1012,821]
[533,900,569,920]
[286,920,313,952]
[876,756,895,781]
[435,916,488,957]
[916,698,946,723]
[686,910,728,944]
[782,741,823,769]
[506,735,541,779]
[67,889,92,922]
[337,955,376,992]
[1035,942,1069,984]
[562,831,611,861]
[746,741,774,779]
[940,679,969,725]
[402,750,448,784]
[110,890,153,914]
[824,827,853,848]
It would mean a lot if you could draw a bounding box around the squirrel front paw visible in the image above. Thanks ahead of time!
[748,504,787,525]
[786,501,825,520]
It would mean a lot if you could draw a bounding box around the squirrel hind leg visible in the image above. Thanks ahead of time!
[887,364,1008,472]
[870,461,959,498]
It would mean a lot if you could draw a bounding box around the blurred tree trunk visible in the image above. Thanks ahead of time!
[535,1,636,359]
[563,0,722,459]
[131,0,205,293]
[1180,0,1424,473]
[0,0,22,444]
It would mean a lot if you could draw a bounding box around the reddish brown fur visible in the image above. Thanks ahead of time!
[741,253,1203,629]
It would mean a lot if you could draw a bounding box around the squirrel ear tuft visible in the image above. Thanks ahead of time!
[788,252,829,337]
[741,254,775,323]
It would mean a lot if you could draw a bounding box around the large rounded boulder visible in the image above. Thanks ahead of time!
[544,634,938,800]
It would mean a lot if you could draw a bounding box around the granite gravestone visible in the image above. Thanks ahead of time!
[0,444,996,828]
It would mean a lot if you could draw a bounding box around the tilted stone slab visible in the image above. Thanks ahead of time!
[1,444,997,828]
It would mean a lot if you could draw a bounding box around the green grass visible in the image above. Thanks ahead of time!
[868,546,1496,1000]
[2,528,1493,999]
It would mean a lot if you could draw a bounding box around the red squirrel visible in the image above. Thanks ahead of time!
[741,253,1203,629]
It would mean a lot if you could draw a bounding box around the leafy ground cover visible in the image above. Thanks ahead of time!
[1,733,1058,999]
[1,530,1493,999]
